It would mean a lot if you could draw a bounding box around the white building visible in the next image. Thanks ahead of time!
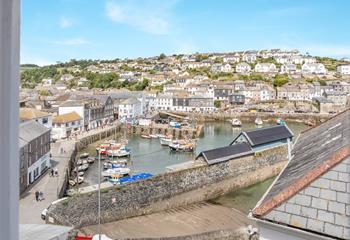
[118,97,142,120]
[153,95,173,111]
[280,64,297,74]
[303,57,317,64]
[255,63,277,73]
[223,55,240,63]
[242,53,257,63]
[52,111,83,139]
[58,100,92,130]
[236,63,251,73]
[302,63,327,75]
[42,78,53,86]
[337,64,350,75]
[19,121,51,189]
[211,63,232,73]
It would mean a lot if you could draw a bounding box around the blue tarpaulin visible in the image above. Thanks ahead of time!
[119,173,153,184]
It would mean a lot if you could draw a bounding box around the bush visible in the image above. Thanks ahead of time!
[214,100,221,108]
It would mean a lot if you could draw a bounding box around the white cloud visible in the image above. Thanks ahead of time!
[105,0,177,35]
[59,16,74,28]
[54,38,89,46]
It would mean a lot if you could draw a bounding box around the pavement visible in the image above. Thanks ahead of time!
[19,122,121,224]
[19,140,74,224]
[81,202,254,238]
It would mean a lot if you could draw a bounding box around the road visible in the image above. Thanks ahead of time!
[19,123,121,224]
[19,140,74,224]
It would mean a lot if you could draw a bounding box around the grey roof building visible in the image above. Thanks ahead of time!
[252,109,350,240]
[196,143,254,165]
[231,125,294,151]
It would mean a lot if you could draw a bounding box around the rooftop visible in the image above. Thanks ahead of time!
[231,125,294,147]
[53,111,82,124]
[19,108,50,120]
[196,142,254,165]
[253,109,350,239]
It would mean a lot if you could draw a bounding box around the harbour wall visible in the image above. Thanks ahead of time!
[123,124,204,139]
[169,111,330,124]
[48,145,288,228]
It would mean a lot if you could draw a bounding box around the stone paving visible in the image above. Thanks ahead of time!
[80,202,253,239]
[19,140,74,224]
[19,123,121,224]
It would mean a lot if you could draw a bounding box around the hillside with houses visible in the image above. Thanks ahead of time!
[19,49,350,128]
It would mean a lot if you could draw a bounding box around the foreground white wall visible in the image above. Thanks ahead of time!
[0,0,20,239]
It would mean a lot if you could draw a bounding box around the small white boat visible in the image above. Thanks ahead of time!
[77,176,84,184]
[255,117,263,125]
[74,163,89,172]
[156,134,166,138]
[78,171,85,176]
[160,138,172,146]
[80,152,89,159]
[149,134,158,138]
[87,157,95,164]
[141,134,151,139]
[108,148,131,157]
[231,118,242,127]
[69,180,76,186]
[102,168,130,177]
[77,159,88,165]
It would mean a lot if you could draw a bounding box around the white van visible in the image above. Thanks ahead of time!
[41,197,68,220]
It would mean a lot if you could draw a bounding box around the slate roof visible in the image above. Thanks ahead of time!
[253,109,350,239]
[20,224,72,240]
[19,108,50,120]
[19,120,50,143]
[196,142,254,165]
[53,111,82,124]
[230,125,294,147]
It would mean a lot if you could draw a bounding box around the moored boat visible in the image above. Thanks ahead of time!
[276,118,286,125]
[169,140,196,152]
[141,134,151,139]
[156,134,166,138]
[231,118,242,127]
[255,117,263,125]
[79,152,89,159]
[160,137,172,146]
[149,134,158,138]
[102,168,130,177]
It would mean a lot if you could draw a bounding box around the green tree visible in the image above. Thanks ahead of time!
[273,74,289,87]
[158,53,166,60]
[214,100,221,108]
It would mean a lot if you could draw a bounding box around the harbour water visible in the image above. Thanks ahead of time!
[80,121,307,187]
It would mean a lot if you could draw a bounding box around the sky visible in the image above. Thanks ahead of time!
[22,0,350,66]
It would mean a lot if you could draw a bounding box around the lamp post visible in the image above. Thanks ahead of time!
[97,149,101,240]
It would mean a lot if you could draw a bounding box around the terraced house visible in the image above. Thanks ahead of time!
[19,120,51,194]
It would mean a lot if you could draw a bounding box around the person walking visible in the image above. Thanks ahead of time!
[35,191,39,202]
[39,191,44,201]
[50,168,54,177]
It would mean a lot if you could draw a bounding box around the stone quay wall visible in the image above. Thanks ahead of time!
[124,124,204,139]
[48,145,288,228]
[172,111,330,124]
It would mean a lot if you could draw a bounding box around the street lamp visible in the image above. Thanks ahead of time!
[96,148,102,240]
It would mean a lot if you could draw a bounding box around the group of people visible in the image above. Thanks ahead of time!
[34,191,44,202]
[50,168,58,177]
